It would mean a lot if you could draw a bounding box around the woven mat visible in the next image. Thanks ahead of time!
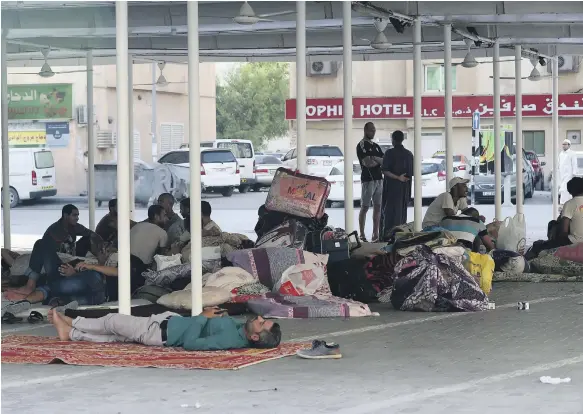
[1,335,309,370]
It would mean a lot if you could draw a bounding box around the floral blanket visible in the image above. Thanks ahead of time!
[385,245,489,312]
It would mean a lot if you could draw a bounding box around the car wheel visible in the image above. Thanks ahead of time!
[238,185,250,194]
[525,182,533,198]
[221,187,234,197]
[252,184,262,192]
[5,187,20,208]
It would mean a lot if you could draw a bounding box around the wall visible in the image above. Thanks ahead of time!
[7,62,216,196]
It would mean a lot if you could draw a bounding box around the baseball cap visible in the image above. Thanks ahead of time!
[448,177,470,191]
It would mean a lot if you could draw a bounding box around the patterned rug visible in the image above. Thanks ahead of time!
[1,335,309,370]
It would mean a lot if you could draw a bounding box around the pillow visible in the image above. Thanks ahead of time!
[157,286,232,310]
[226,247,329,289]
[154,254,182,271]
[205,267,255,291]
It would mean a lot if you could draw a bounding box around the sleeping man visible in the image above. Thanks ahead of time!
[49,307,282,351]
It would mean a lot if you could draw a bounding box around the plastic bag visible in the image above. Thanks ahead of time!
[463,252,495,295]
[273,263,331,297]
[154,254,182,271]
[496,214,526,254]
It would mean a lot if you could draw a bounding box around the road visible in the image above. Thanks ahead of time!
[2,191,583,413]
[2,190,555,249]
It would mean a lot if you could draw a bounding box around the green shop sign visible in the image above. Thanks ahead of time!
[8,84,73,120]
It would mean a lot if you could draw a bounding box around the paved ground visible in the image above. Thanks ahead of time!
[2,191,554,249]
[1,283,582,413]
[3,191,582,413]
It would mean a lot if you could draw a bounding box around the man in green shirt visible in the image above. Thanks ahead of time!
[49,307,281,351]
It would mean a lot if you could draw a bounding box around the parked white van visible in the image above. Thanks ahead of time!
[0,147,57,208]
[183,139,256,193]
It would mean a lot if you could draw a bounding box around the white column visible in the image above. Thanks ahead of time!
[128,56,135,219]
[1,32,10,248]
[552,56,559,218]
[87,50,96,230]
[515,46,524,215]
[444,24,454,183]
[187,1,203,315]
[342,1,354,233]
[493,41,502,220]
[296,1,306,174]
[151,62,157,160]
[115,1,131,315]
[413,18,423,231]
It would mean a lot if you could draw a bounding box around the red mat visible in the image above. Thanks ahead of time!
[1,335,309,370]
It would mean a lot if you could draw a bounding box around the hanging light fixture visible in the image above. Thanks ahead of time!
[461,38,478,68]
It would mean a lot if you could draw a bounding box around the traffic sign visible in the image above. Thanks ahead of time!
[472,111,480,131]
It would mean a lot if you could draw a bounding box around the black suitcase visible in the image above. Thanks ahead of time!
[306,229,360,263]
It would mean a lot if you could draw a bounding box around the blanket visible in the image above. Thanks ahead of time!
[387,245,489,312]
[529,249,583,276]
[247,293,372,318]
[181,232,253,263]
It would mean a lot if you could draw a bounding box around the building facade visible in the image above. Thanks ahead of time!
[286,58,583,179]
[7,63,216,196]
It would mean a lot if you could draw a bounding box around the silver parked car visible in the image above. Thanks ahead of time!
[252,154,283,191]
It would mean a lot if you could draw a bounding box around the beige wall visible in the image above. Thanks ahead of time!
[289,59,583,176]
[8,63,216,196]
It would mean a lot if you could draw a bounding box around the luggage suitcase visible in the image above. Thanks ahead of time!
[255,219,308,249]
[265,167,331,219]
[306,229,360,263]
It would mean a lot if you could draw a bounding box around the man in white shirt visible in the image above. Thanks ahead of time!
[558,139,578,205]
[422,177,470,229]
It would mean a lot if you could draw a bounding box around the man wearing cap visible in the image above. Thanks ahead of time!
[422,177,470,229]
[558,139,578,205]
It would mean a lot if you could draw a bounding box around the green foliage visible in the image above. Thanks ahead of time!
[216,62,289,149]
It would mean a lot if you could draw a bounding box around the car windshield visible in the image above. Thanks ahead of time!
[525,152,536,161]
[329,163,362,176]
[217,142,253,158]
[202,150,236,163]
[307,146,343,157]
[422,163,441,175]
[256,156,282,165]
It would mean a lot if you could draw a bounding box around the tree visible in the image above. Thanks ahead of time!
[216,62,289,149]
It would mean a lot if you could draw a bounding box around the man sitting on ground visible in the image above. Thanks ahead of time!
[201,201,222,237]
[158,193,186,245]
[49,306,282,351]
[422,178,470,229]
[95,198,137,248]
[130,205,169,270]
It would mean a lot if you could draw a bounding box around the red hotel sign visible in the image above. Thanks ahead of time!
[285,94,583,120]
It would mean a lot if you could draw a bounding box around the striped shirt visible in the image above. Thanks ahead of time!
[438,215,488,248]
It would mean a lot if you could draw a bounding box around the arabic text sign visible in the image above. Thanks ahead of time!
[285,93,583,120]
[8,84,73,120]
[45,122,70,148]
[8,130,47,147]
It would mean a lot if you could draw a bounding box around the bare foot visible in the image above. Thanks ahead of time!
[59,312,73,326]
[51,310,72,341]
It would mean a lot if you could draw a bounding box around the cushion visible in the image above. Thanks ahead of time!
[226,247,329,289]
[204,267,255,291]
[157,286,232,310]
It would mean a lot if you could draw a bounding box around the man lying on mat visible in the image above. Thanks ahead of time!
[49,307,282,351]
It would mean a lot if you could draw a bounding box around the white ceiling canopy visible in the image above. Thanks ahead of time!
[2,1,582,66]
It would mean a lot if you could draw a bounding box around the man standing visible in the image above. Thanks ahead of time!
[381,130,413,239]
[356,122,384,242]
[558,139,578,205]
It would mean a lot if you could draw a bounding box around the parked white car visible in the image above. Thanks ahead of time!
[410,158,447,201]
[185,139,256,193]
[0,147,57,208]
[324,161,362,207]
[431,151,471,179]
[158,148,240,197]
[253,154,283,191]
[282,145,344,177]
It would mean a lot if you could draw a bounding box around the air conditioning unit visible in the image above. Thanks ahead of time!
[77,105,88,124]
[96,130,115,149]
[307,61,340,77]
[546,56,581,73]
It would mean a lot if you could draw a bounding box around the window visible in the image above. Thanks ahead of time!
[201,150,236,164]
[217,141,253,158]
[424,65,457,92]
[256,156,282,165]
[158,151,189,165]
[306,146,343,157]
[523,131,545,156]
[421,162,443,175]
[34,151,54,169]
[160,123,185,155]
[329,163,362,176]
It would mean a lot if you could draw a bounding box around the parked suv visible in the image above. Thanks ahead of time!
[281,145,344,177]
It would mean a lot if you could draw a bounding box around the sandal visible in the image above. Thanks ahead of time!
[27,311,44,324]
[2,312,23,324]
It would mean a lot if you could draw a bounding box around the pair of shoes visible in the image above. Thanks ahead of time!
[296,340,342,359]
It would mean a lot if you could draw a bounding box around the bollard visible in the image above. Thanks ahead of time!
[503,174,513,207]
